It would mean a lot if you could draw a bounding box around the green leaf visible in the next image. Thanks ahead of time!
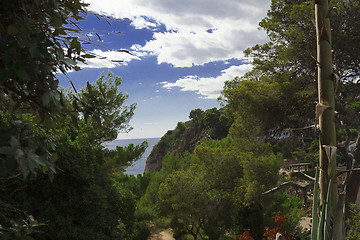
[82,54,96,58]
[50,153,58,163]
[15,67,31,81]
[19,157,30,178]
[0,128,16,142]
[14,149,25,160]
[56,48,64,59]
[70,37,81,50]
[29,46,40,58]
[297,229,306,240]
[87,82,93,92]
[28,152,45,166]
[48,171,55,182]
[41,92,51,107]
[311,166,319,239]
[0,69,11,84]
[10,136,20,149]
[43,116,57,129]
[26,155,38,174]
[324,180,333,239]
[0,146,13,155]
[62,57,77,67]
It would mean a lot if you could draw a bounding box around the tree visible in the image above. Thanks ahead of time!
[223,0,360,138]
[223,74,315,139]
[1,0,89,112]
[71,72,136,142]
[247,0,360,81]
[0,1,92,236]
[0,0,92,180]
[189,108,204,124]
[222,0,360,207]
[103,142,148,175]
[147,136,287,239]
[159,164,219,240]
[0,73,146,239]
[6,127,131,240]
[219,1,360,238]
[0,1,150,239]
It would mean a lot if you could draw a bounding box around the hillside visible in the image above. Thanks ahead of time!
[144,107,233,172]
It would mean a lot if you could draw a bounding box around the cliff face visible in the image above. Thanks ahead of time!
[145,107,234,173]
[144,122,211,173]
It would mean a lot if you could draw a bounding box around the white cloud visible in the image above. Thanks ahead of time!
[78,49,141,69]
[162,64,253,99]
[84,0,270,67]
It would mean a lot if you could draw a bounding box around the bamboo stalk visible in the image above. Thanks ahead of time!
[315,0,337,212]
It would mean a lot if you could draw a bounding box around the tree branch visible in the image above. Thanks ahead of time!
[300,172,316,181]
[262,181,314,195]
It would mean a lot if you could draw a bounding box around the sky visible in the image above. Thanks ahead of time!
[57,0,271,139]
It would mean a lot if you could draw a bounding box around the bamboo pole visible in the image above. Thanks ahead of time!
[315,0,336,208]
[314,0,346,239]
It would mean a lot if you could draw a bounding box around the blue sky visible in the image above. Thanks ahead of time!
[57,0,270,139]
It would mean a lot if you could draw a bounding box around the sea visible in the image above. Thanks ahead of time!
[103,138,161,175]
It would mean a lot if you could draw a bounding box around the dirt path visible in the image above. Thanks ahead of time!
[299,217,312,231]
[148,229,175,240]
[148,224,175,240]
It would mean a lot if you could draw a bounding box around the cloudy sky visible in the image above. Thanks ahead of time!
[57,0,271,139]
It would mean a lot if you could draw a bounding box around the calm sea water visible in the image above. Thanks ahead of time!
[103,138,160,175]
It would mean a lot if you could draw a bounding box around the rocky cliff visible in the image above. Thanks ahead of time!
[144,123,210,173]
[144,107,233,173]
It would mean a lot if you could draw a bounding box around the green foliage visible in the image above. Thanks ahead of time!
[0,0,89,111]
[0,1,136,181]
[142,136,287,239]
[161,151,199,172]
[304,139,320,165]
[158,162,233,240]
[202,107,233,139]
[235,202,265,239]
[112,173,151,201]
[74,72,136,142]
[346,204,360,240]
[103,141,148,174]
[150,107,233,164]
[264,193,304,234]
[223,73,315,139]
[0,0,89,148]
[189,108,204,124]
[0,0,84,179]
[0,113,57,179]
[1,68,143,238]
[1,130,123,239]
[0,118,148,239]
[236,153,282,203]
[153,128,181,154]
[202,107,221,127]
[222,0,360,153]
[138,171,167,216]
